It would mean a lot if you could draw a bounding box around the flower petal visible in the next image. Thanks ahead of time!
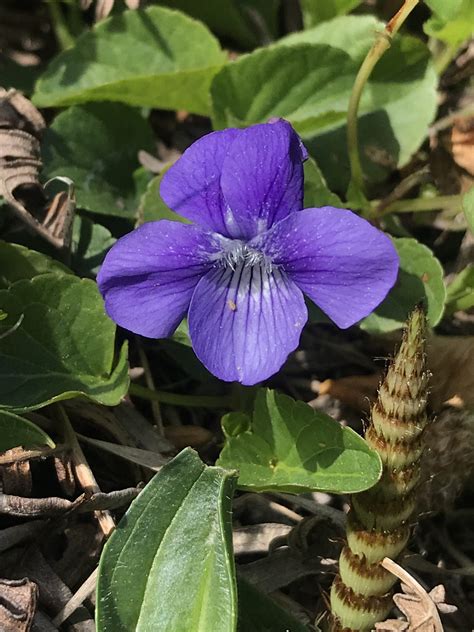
[97,221,219,338]
[188,264,307,385]
[160,128,239,236]
[160,120,306,239]
[220,120,306,239]
[252,207,399,329]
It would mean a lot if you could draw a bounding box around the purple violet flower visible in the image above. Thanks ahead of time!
[97,120,399,385]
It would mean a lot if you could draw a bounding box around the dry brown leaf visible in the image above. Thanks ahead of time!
[163,424,214,450]
[379,558,456,632]
[1,452,32,496]
[0,88,75,248]
[316,335,474,412]
[451,117,474,176]
[0,577,38,632]
[319,374,379,411]
[90,0,140,21]
[427,336,474,409]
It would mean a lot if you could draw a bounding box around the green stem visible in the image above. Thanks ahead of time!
[433,42,458,75]
[48,0,76,50]
[378,194,462,216]
[129,382,231,409]
[346,0,419,208]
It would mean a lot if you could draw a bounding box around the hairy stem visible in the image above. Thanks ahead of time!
[330,307,430,631]
[129,382,231,409]
[347,0,419,208]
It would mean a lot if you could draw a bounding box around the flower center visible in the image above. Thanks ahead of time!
[213,238,274,273]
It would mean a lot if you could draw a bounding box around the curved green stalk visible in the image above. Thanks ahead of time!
[346,0,420,211]
[129,382,231,409]
[330,307,430,631]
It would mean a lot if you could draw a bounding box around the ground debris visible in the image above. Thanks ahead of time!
[376,558,457,632]
[0,577,38,632]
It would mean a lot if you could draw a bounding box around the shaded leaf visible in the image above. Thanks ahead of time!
[0,410,55,452]
[0,273,128,412]
[137,173,189,224]
[42,103,153,217]
[0,240,71,289]
[96,448,237,632]
[361,238,446,333]
[78,434,168,471]
[303,157,342,207]
[0,58,41,94]
[33,7,226,115]
[463,186,474,234]
[237,577,310,632]
[71,215,116,276]
[300,0,363,28]
[217,389,381,493]
[424,0,474,46]
[156,0,280,49]
[445,265,474,314]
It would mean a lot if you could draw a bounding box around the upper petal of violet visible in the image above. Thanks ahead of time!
[160,127,239,237]
[97,220,220,338]
[160,120,306,240]
[251,206,399,329]
[219,119,306,239]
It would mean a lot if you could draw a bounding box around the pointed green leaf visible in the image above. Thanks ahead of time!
[361,237,446,333]
[97,448,238,632]
[33,7,226,115]
[0,273,128,412]
[0,410,55,452]
[217,390,381,494]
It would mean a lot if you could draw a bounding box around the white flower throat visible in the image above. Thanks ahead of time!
[214,238,274,273]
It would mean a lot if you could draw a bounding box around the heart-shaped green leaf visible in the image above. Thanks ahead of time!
[217,389,381,493]
[0,410,54,452]
[0,273,128,412]
[0,240,71,289]
[211,16,437,189]
[33,7,226,115]
[361,237,446,333]
[97,448,237,632]
[42,103,153,217]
